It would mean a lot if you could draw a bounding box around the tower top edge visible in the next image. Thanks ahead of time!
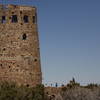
[0,4,36,10]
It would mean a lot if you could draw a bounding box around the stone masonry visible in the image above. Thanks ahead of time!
[0,4,42,86]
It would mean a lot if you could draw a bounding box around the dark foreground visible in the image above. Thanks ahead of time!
[0,81,100,100]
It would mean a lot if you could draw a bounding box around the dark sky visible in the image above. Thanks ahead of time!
[0,0,100,86]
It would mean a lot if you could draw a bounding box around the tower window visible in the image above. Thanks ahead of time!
[11,15,18,23]
[34,59,37,62]
[3,48,6,51]
[1,16,6,23]
[23,15,28,23]
[22,34,27,40]
[20,11,22,14]
[0,64,2,67]
[12,12,14,14]
[26,84,29,87]
[33,16,36,24]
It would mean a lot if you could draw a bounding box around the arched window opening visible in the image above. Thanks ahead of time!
[2,16,6,23]
[12,15,18,23]
[23,15,28,23]
[22,34,27,40]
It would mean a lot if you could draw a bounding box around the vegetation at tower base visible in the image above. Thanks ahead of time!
[0,81,100,100]
[59,81,100,100]
[0,81,47,100]
[45,79,100,100]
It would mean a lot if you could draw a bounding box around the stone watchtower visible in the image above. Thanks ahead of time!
[0,4,42,86]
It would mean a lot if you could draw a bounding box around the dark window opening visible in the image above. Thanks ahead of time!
[26,84,29,87]
[29,73,32,75]
[46,92,49,94]
[20,11,22,14]
[22,34,27,40]
[0,64,3,69]
[2,16,6,23]
[21,23,23,25]
[33,16,36,24]
[0,64,2,66]
[23,15,28,23]
[3,48,6,51]
[12,12,14,14]
[34,59,37,62]
[9,66,11,68]
[12,15,18,23]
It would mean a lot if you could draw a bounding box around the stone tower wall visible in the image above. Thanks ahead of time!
[0,4,42,86]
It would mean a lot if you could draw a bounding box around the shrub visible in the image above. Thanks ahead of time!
[0,81,45,100]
